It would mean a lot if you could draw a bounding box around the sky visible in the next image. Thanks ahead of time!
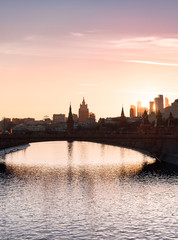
[0,0,178,120]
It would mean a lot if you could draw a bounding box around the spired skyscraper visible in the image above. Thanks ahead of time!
[78,98,89,124]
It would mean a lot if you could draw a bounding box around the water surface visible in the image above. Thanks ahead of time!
[0,141,177,240]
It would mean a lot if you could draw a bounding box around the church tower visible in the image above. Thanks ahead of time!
[78,98,89,123]
[67,104,74,133]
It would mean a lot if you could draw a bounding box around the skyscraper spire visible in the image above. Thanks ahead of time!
[79,97,89,123]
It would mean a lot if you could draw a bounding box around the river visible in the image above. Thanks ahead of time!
[0,141,178,240]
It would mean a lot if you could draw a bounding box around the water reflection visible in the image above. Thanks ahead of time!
[0,141,157,182]
[67,141,73,183]
[1,142,178,240]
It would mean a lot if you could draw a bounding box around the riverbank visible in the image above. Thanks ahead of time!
[0,144,30,157]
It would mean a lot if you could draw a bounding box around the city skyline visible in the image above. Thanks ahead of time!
[0,0,178,119]
[2,94,177,123]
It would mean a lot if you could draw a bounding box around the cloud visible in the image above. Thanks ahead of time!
[153,38,178,48]
[109,37,156,48]
[71,32,85,37]
[124,60,178,67]
[109,37,178,49]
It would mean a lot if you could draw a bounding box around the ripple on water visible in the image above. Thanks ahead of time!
[0,141,177,240]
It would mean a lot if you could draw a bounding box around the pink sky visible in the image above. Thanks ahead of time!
[0,1,178,119]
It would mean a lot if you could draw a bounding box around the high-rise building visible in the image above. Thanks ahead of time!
[165,97,170,108]
[130,105,136,117]
[154,95,164,113]
[78,98,89,123]
[137,101,142,117]
[149,101,154,114]
[141,107,148,116]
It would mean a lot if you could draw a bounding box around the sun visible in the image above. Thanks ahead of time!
[137,91,158,110]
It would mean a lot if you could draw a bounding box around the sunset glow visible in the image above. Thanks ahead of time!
[0,0,178,119]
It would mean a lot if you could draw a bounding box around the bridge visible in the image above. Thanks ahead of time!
[0,133,178,162]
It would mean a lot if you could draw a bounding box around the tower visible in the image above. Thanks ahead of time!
[165,97,170,108]
[154,95,164,113]
[121,106,125,118]
[142,110,149,125]
[137,101,142,117]
[168,112,174,127]
[78,97,89,123]
[154,110,163,127]
[149,101,154,114]
[120,106,126,123]
[67,104,74,133]
[130,105,136,117]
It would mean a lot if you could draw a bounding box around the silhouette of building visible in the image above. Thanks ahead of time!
[137,102,148,117]
[53,114,66,123]
[139,110,151,134]
[67,104,74,133]
[165,97,170,108]
[163,99,178,118]
[154,95,164,113]
[137,101,142,117]
[12,118,35,125]
[149,101,154,114]
[120,106,126,123]
[166,112,175,135]
[168,112,174,127]
[130,105,136,117]
[88,112,96,124]
[72,114,78,122]
[141,107,148,116]
[78,98,89,123]
[154,110,163,127]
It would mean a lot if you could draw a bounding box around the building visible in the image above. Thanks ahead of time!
[137,101,148,117]
[139,110,151,134]
[154,95,164,113]
[141,107,148,116]
[72,114,78,122]
[120,106,126,123]
[130,105,136,117]
[78,98,89,124]
[165,97,170,108]
[53,114,66,123]
[137,101,142,117]
[88,112,96,124]
[163,99,178,119]
[67,104,74,133]
[149,101,154,114]
[12,118,35,125]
